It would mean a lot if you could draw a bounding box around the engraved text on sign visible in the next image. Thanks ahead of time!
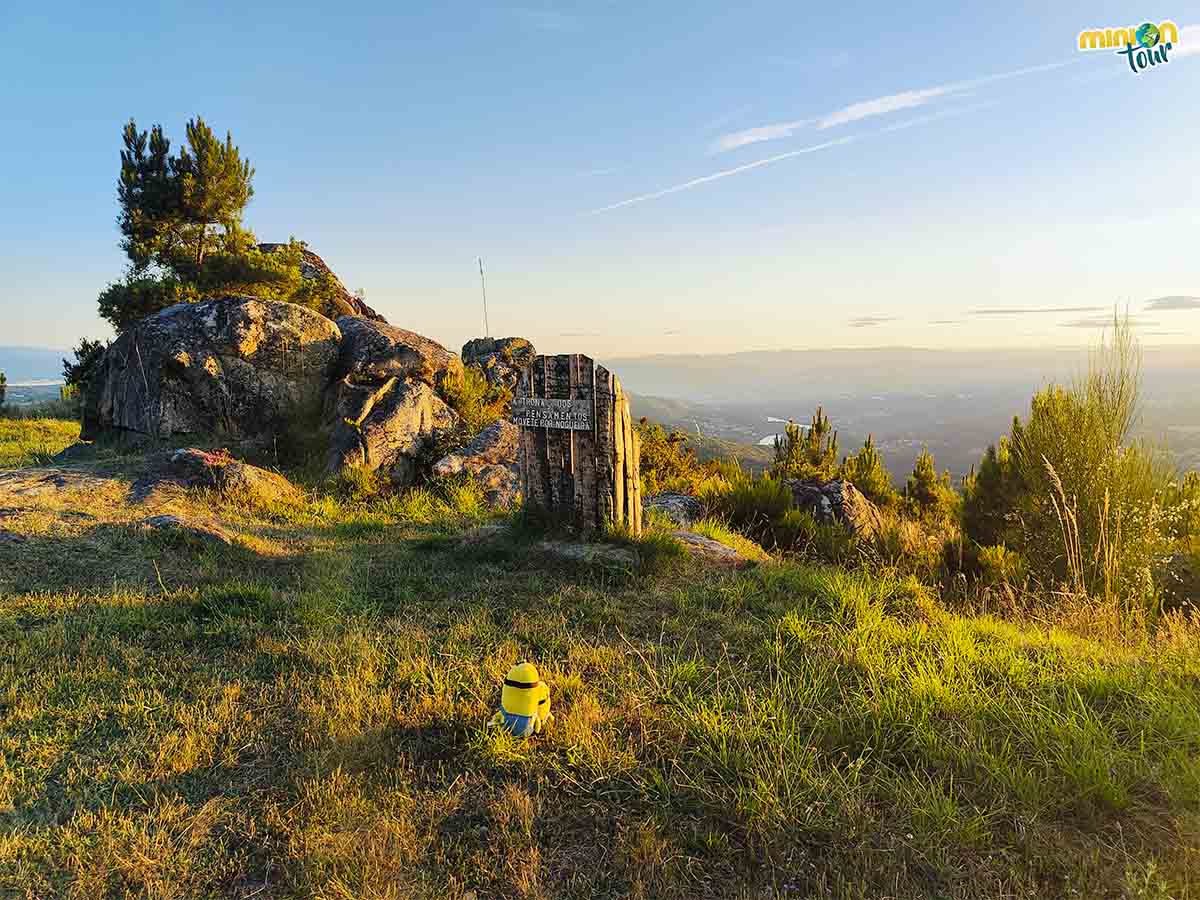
[511,396,594,431]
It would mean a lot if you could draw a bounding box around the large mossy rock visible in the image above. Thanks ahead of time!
[324,316,463,484]
[82,296,341,443]
[82,298,473,490]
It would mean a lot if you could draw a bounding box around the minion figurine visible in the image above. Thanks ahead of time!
[488,662,553,737]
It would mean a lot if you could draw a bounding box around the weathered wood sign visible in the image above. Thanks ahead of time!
[511,397,594,431]
[516,354,641,535]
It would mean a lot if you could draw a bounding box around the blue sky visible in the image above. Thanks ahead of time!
[2,1,1198,356]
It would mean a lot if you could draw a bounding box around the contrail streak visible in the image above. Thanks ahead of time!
[586,137,855,215]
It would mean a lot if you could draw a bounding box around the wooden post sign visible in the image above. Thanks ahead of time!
[515,354,642,535]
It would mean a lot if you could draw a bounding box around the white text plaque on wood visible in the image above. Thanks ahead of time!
[511,396,594,431]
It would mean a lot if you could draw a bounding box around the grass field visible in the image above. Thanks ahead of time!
[0,417,79,469]
[0,419,1198,898]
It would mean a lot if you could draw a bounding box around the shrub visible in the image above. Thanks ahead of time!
[964,313,1177,606]
[635,417,737,497]
[62,338,107,396]
[840,434,897,506]
[706,473,793,543]
[636,419,703,496]
[977,543,1028,588]
[0,371,6,408]
[441,365,509,444]
[1162,471,1200,545]
[874,513,945,581]
[703,473,855,562]
[771,406,839,481]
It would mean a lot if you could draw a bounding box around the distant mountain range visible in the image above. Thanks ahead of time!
[620,345,1200,480]
[0,346,67,384]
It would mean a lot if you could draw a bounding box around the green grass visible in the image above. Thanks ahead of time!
[689,516,772,562]
[0,417,80,469]
[0,421,1198,898]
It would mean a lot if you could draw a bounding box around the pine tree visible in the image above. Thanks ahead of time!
[101,117,303,332]
[905,445,955,517]
[173,118,255,273]
[841,434,896,505]
[772,406,839,481]
[117,117,253,276]
[0,371,7,408]
[962,432,1020,546]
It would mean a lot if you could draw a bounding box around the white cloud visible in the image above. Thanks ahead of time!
[817,87,949,130]
[711,118,812,153]
[587,137,854,214]
[712,59,1076,152]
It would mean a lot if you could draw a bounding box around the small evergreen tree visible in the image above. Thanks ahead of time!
[905,446,956,518]
[772,406,839,481]
[841,434,896,506]
[0,371,7,407]
[962,431,1021,547]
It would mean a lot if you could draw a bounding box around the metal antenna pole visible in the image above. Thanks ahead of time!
[478,257,490,337]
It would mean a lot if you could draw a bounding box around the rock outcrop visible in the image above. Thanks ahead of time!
[432,419,520,508]
[82,297,342,444]
[81,298,471,491]
[257,243,386,322]
[461,337,536,393]
[784,478,884,539]
[669,530,758,567]
[644,492,704,528]
[324,317,463,484]
[162,448,303,507]
[336,317,463,389]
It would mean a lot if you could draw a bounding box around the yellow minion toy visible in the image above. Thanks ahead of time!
[488,662,553,737]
